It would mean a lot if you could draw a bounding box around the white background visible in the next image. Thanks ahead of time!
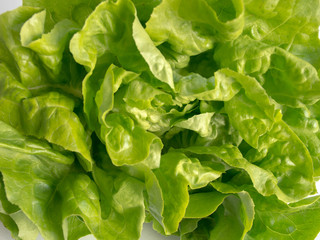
[0,1,320,240]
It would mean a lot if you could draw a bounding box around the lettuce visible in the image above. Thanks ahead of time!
[0,0,320,239]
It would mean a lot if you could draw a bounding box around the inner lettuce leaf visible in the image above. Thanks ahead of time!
[70,0,174,130]
[102,112,163,169]
[0,0,320,240]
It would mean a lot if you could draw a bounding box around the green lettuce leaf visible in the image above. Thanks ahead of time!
[0,175,39,240]
[0,64,31,130]
[212,181,320,240]
[95,64,140,126]
[0,6,84,96]
[181,191,254,240]
[20,10,79,77]
[282,105,320,177]
[115,78,180,133]
[102,112,163,169]
[0,120,73,239]
[0,120,147,240]
[215,36,320,107]
[193,69,316,201]
[164,112,242,149]
[173,113,215,138]
[0,64,91,169]
[21,92,93,170]
[245,191,320,240]
[209,192,254,240]
[152,152,223,234]
[184,190,227,219]
[92,166,145,240]
[244,0,320,54]
[175,144,303,203]
[70,0,173,129]
[175,70,242,102]
[0,7,49,88]
[23,0,103,28]
[146,0,244,56]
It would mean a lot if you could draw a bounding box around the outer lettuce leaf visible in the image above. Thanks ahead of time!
[20,10,79,77]
[244,0,320,55]
[0,175,39,240]
[0,120,73,239]
[19,10,85,96]
[221,69,314,201]
[0,176,19,215]
[21,92,93,170]
[0,64,31,131]
[134,152,222,236]
[63,216,90,240]
[0,7,84,96]
[121,164,165,236]
[176,144,299,203]
[179,218,202,238]
[215,36,320,107]
[20,10,46,48]
[213,182,320,240]
[180,218,214,240]
[152,152,223,234]
[92,166,145,240]
[1,1,320,240]
[0,213,21,240]
[0,64,91,169]
[209,192,254,240]
[23,0,103,28]
[0,7,42,54]
[0,7,50,88]
[282,106,320,177]
[227,101,314,201]
[244,191,320,240]
[181,191,254,240]
[242,0,320,69]
[261,46,320,107]
[0,120,146,240]
[132,15,174,89]
[172,68,315,202]
[54,169,145,240]
[289,31,320,70]
[7,212,39,240]
[146,0,244,56]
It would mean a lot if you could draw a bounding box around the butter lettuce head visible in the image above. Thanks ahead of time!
[0,0,320,239]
